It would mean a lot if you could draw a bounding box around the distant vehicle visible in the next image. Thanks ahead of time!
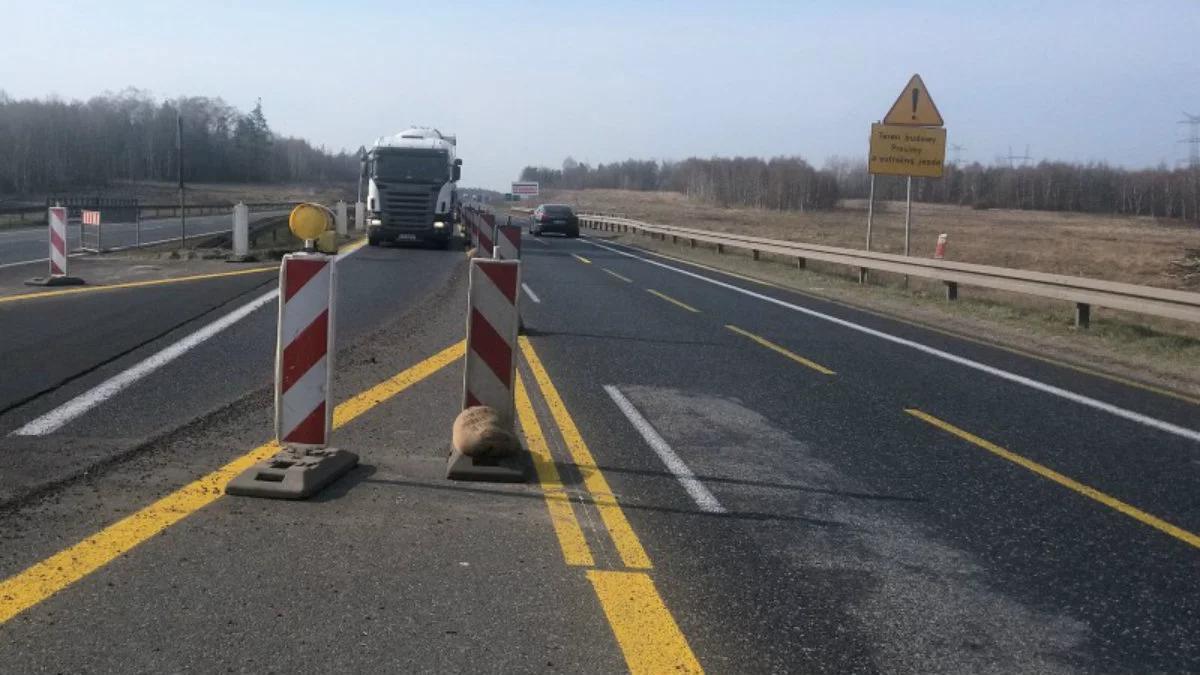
[364,127,462,248]
[530,204,580,238]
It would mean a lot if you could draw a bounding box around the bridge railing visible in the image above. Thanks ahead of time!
[578,214,1200,328]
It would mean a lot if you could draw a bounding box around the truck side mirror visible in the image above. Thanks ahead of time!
[452,165,461,181]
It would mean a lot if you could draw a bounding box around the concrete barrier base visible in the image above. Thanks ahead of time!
[24,275,85,287]
[226,447,358,499]
[446,447,526,482]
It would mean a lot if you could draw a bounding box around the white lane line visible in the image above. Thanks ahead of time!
[584,237,1200,444]
[12,289,279,436]
[603,384,726,513]
[11,241,366,436]
[522,282,541,304]
[0,253,87,270]
[529,236,550,246]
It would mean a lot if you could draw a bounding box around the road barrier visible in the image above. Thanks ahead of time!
[24,206,84,287]
[495,223,522,261]
[80,210,102,252]
[580,214,1200,329]
[335,200,348,236]
[354,201,365,231]
[449,258,524,481]
[228,205,357,499]
[230,203,250,260]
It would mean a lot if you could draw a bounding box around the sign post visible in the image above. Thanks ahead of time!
[864,74,947,283]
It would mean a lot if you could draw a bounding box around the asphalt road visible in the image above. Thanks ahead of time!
[1,219,1198,672]
[0,210,286,267]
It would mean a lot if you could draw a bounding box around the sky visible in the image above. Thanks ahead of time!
[1,0,1197,190]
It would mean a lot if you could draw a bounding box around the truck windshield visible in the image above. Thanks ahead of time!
[374,153,447,182]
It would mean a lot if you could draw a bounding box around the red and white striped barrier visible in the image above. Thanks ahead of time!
[476,218,494,258]
[227,247,357,499]
[462,258,520,427]
[49,207,69,276]
[81,210,101,226]
[275,252,336,447]
[24,206,84,287]
[494,224,521,261]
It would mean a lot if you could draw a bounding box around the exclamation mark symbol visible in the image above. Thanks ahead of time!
[911,88,919,120]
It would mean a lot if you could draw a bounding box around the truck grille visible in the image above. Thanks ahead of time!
[379,185,438,229]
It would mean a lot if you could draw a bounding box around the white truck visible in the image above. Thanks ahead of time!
[364,127,462,248]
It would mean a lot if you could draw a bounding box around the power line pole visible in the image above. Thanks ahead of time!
[177,111,186,247]
[1004,144,1032,169]
[950,143,966,166]
[1179,112,1200,168]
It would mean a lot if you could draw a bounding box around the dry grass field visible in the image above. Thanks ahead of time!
[542,189,1200,290]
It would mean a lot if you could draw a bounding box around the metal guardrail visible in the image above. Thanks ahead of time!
[579,214,1200,328]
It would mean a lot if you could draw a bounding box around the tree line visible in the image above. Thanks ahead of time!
[0,89,358,196]
[520,156,840,211]
[524,154,1200,222]
[826,158,1200,221]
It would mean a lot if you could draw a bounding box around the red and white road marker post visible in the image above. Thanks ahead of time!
[227,203,358,499]
[25,206,84,287]
[447,257,525,481]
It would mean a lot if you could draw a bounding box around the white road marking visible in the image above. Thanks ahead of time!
[11,289,279,436]
[529,236,550,246]
[10,241,365,436]
[0,253,87,270]
[604,384,726,513]
[583,237,1200,444]
[522,282,541,304]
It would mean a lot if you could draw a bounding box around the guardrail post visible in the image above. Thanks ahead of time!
[858,268,868,284]
[797,257,806,270]
[945,281,958,301]
[752,249,760,261]
[716,243,724,254]
[690,238,696,248]
[1075,303,1091,329]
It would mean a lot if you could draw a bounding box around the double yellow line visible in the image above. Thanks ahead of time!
[517,336,703,673]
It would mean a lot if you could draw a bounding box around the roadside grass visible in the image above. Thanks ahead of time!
[543,189,1200,291]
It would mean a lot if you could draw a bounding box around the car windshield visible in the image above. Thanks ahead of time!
[373,152,447,182]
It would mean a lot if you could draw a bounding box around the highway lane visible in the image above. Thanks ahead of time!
[0,210,286,267]
[0,238,463,505]
[516,230,1200,672]
[3,218,1199,671]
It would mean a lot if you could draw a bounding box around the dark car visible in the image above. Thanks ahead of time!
[530,204,579,237]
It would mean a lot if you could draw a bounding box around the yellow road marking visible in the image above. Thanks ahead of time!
[516,374,595,567]
[725,324,835,375]
[0,266,277,305]
[0,340,465,625]
[519,336,652,569]
[646,289,699,313]
[572,253,592,264]
[587,570,703,674]
[906,408,1200,550]
[630,242,1200,407]
[601,267,632,283]
[338,236,367,255]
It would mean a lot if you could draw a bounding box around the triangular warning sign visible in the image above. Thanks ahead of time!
[883,74,944,127]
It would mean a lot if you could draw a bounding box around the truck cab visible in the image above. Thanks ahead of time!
[365,127,462,248]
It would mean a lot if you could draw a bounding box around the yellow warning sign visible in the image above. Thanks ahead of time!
[869,123,946,178]
[882,74,943,127]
